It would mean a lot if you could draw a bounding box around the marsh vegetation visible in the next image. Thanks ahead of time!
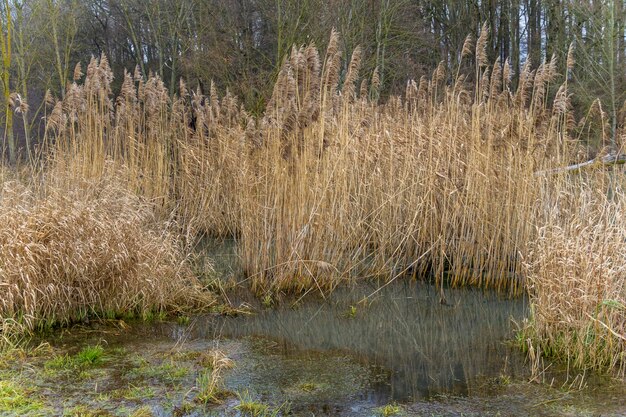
[3,30,625,369]
[0,2,625,414]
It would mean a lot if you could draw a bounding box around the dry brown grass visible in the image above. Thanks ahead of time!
[523,175,626,375]
[234,44,565,296]
[0,171,213,341]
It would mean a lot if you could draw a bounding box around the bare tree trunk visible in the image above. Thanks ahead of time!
[528,0,542,67]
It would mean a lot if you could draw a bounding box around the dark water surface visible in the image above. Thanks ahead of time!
[199,279,528,403]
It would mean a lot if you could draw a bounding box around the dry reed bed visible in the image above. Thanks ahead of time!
[47,34,563,294]
[235,32,568,295]
[523,175,626,375]
[0,172,212,344]
[37,31,625,372]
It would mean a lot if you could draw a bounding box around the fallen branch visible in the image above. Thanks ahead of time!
[534,153,626,177]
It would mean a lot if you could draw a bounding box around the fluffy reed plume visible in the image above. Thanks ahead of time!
[417,75,429,103]
[434,60,446,85]
[342,46,362,101]
[302,44,321,122]
[475,22,489,68]
[133,65,142,82]
[515,60,534,108]
[489,57,502,101]
[44,89,54,106]
[359,78,368,100]
[461,34,474,59]
[566,42,575,73]
[502,57,512,93]
[546,54,558,80]
[370,66,380,99]
[480,68,491,103]
[322,28,342,99]
[0,174,213,342]
[73,62,83,81]
[532,61,547,109]
[552,83,575,132]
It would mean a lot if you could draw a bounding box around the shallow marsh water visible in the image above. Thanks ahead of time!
[203,279,528,402]
[1,240,625,416]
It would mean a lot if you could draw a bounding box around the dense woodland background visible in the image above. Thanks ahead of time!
[0,0,625,161]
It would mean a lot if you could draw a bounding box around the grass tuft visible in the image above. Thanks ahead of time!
[375,403,403,417]
[194,350,234,404]
[75,345,104,366]
[0,379,46,415]
[235,390,288,417]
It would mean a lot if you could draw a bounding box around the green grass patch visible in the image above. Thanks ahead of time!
[75,345,104,366]
[45,345,105,373]
[126,358,190,382]
[235,391,288,416]
[45,354,75,371]
[195,369,229,404]
[0,379,47,415]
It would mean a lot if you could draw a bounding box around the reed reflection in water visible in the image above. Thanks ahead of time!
[197,279,528,402]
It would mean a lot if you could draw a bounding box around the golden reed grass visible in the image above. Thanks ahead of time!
[0,170,213,346]
[2,30,623,373]
[235,34,563,295]
[523,174,626,375]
